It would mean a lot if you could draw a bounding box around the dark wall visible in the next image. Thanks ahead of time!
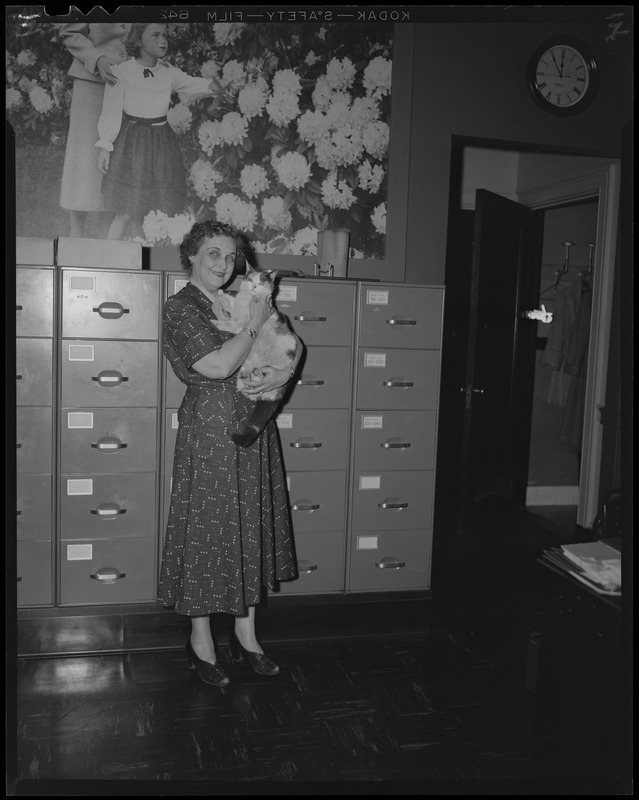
[406,13,633,285]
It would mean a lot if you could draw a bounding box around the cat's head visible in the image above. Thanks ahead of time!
[242,267,276,295]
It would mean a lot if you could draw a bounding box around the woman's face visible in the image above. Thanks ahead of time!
[189,235,238,297]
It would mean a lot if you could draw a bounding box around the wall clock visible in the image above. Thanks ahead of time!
[527,36,599,115]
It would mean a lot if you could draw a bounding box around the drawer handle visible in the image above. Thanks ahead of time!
[381,441,411,449]
[16,374,23,380]
[90,503,127,518]
[17,576,22,582]
[375,558,406,569]
[90,567,126,582]
[294,315,327,323]
[386,318,417,326]
[92,302,130,319]
[92,370,129,387]
[378,501,408,510]
[292,503,320,512]
[91,437,128,452]
[16,305,23,311]
[297,560,319,574]
[297,379,325,387]
[383,380,414,388]
[290,440,322,448]
[17,510,22,516]
[16,443,22,449]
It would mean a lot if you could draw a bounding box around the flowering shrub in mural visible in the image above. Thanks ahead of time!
[6,19,393,258]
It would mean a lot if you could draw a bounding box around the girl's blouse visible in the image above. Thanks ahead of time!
[96,59,213,151]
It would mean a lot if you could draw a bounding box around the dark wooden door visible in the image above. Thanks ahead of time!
[458,189,542,533]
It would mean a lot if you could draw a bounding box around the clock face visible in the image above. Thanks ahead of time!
[528,38,598,115]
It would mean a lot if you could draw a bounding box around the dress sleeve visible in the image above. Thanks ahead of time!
[163,295,226,371]
[170,66,216,97]
[58,23,100,74]
[95,68,125,151]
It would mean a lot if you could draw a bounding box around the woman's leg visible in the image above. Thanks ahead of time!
[106,214,131,240]
[190,615,218,663]
[68,210,87,238]
[234,605,263,653]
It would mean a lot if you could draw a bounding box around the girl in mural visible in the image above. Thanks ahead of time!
[58,22,132,238]
[96,23,222,241]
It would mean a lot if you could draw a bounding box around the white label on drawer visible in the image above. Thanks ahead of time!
[68,275,96,292]
[173,279,188,294]
[67,478,93,496]
[362,415,383,429]
[360,475,381,490]
[67,411,94,429]
[365,353,387,368]
[287,476,291,491]
[172,412,179,429]
[366,290,389,305]
[68,344,95,362]
[276,413,293,429]
[277,285,298,302]
[357,536,379,550]
[67,543,93,561]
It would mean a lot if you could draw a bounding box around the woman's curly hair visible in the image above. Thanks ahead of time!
[179,219,246,273]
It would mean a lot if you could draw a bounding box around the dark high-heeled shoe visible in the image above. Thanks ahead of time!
[186,639,230,687]
[228,631,280,676]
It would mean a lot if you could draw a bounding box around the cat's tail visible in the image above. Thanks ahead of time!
[230,398,281,447]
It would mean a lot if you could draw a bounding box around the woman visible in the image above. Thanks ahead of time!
[158,219,300,687]
[58,22,131,237]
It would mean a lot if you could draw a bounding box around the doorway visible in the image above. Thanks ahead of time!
[436,137,620,540]
[525,200,598,535]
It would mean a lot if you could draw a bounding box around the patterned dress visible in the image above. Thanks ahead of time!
[158,282,298,616]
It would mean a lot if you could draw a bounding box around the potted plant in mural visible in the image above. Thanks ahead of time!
[6,19,392,261]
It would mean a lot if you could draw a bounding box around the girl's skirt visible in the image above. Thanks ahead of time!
[59,78,106,212]
[102,113,187,219]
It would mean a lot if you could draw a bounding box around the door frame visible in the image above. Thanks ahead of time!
[518,163,620,527]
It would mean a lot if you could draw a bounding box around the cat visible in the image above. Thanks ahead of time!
[212,267,300,447]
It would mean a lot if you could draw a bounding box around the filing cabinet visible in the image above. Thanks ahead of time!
[16,250,56,607]
[59,262,160,606]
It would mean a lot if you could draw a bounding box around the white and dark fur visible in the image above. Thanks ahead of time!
[213,267,299,447]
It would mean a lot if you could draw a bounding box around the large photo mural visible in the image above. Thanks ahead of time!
[6,16,393,260]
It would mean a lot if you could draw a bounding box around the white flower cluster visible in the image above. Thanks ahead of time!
[214,193,258,232]
[272,151,311,191]
[200,59,221,80]
[167,102,193,135]
[213,23,248,47]
[240,164,270,199]
[371,202,386,235]
[16,50,36,67]
[261,196,292,231]
[197,112,248,155]
[143,209,197,246]
[237,76,269,119]
[363,56,392,100]
[222,60,247,92]
[189,159,223,201]
[320,171,356,210]
[29,85,53,114]
[266,68,302,127]
[6,87,22,110]
[357,159,385,193]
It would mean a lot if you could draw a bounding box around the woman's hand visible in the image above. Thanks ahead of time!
[247,294,273,332]
[96,55,119,86]
[240,366,291,398]
[97,148,110,174]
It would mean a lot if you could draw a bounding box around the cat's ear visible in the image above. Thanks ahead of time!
[245,263,257,276]
[266,269,279,278]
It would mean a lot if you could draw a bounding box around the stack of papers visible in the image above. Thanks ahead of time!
[541,540,621,596]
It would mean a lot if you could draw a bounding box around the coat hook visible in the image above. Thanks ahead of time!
[554,240,575,294]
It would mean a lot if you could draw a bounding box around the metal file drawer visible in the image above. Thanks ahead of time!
[16,474,53,541]
[348,530,431,592]
[277,279,356,347]
[358,285,443,349]
[60,407,157,474]
[60,473,157,540]
[17,407,53,474]
[16,338,53,406]
[275,409,349,472]
[16,267,54,337]
[17,540,53,607]
[165,366,186,408]
[61,340,159,407]
[356,349,440,410]
[351,471,434,532]
[353,410,437,471]
[62,270,160,340]
[286,346,352,409]
[286,470,347,533]
[60,537,156,605]
[272,531,346,595]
